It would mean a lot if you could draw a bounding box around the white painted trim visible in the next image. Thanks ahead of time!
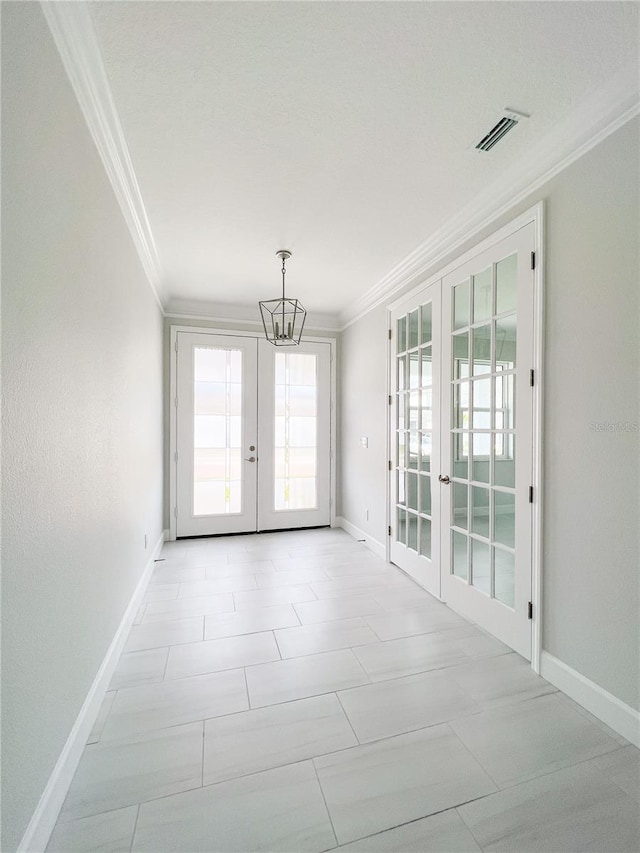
[340,63,639,330]
[530,203,545,674]
[164,303,340,333]
[41,1,165,313]
[17,531,165,853]
[540,651,640,748]
[336,516,386,561]
[169,326,337,540]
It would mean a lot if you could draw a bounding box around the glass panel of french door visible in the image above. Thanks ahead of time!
[257,339,331,531]
[389,283,441,596]
[441,222,534,659]
[176,332,258,536]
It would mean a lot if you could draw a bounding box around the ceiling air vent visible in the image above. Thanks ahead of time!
[475,109,529,152]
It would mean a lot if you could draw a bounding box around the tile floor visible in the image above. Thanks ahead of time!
[48,528,639,852]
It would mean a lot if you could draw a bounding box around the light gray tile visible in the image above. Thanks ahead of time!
[458,762,640,852]
[47,806,138,853]
[204,603,300,640]
[273,555,348,571]
[353,631,474,682]
[254,568,331,587]
[233,584,317,610]
[310,574,416,599]
[225,551,278,565]
[60,722,203,821]
[275,617,379,659]
[591,745,640,801]
[124,616,203,653]
[86,691,116,745]
[329,809,482,852]
[294,595,384,625]
[448,652,556,709]
[132,603,146,625]
[142,583,179,602]
[205,560,277,579]
[101,669,248,741]
[246,649,370,707]
[132,760,336,852]
[165,631,280,680]
[321,560,390,579]
[109,647,168,690]
[149,565,206,585]
[450,692,620,788]
[314,724,496,844]
[203,694,357,785]
[364,603,467,640]
[370,585,441,611]
[142,592,234,623]
[338,668,481,742]
[178,576,258,597]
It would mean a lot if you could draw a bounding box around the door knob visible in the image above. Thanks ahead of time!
[438,475,450,484]
[245,456,256,463]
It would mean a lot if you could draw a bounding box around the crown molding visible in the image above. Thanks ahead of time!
[164,299,341,333]
[339,61,640,330]
[41,1,165,312]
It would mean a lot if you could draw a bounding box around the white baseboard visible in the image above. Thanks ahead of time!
[540,651,640,748]
[163,528,170,542]
[18,531,165,853]
[336,516,386,560]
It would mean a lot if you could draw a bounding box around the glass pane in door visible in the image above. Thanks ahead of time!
[274,353,318,511]
[193,347,242,515]
[449,252,519,608]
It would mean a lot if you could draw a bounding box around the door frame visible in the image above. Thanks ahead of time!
[386,202,544,672]
[168,324,337,542]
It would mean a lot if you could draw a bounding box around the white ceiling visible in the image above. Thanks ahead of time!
[86,1,638,323]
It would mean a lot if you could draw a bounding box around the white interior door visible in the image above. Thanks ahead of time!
[176,332,258,536]
[389,285,441,596]
[257,339,331,531]
[175,332,331,537]
[440,223,535,659]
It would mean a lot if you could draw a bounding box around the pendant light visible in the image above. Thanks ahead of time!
[259,250,307,346]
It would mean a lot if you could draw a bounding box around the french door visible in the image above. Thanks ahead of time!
[390,221,536,659]
[175,331,331,537]
[389,284,441,596]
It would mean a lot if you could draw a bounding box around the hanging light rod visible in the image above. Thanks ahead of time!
[259,250,307,346]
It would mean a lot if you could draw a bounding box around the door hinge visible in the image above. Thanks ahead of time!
[388,525,392,536]
[527,601,533,620]
[388,460,392,471]
[175,339,178,353]
[388,394,392,406]
[528,485,534,503]
[173,506,178,518]
[388,329,392,340]
[530,369,535,387]
[531,251,536,270]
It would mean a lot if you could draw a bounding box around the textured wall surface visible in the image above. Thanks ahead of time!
[1,4,164,850]
[338,118,639,710]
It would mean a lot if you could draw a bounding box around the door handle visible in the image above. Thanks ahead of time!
[438,475,450,484]
[244,456,256,463]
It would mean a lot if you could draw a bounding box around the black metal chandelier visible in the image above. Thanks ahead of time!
[259,250,307,346]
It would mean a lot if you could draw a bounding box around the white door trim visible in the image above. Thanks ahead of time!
[168,324,337,540]
[386,202,544,672]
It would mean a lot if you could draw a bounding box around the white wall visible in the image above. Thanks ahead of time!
[1,5,164,850]
[338,117,639,711]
